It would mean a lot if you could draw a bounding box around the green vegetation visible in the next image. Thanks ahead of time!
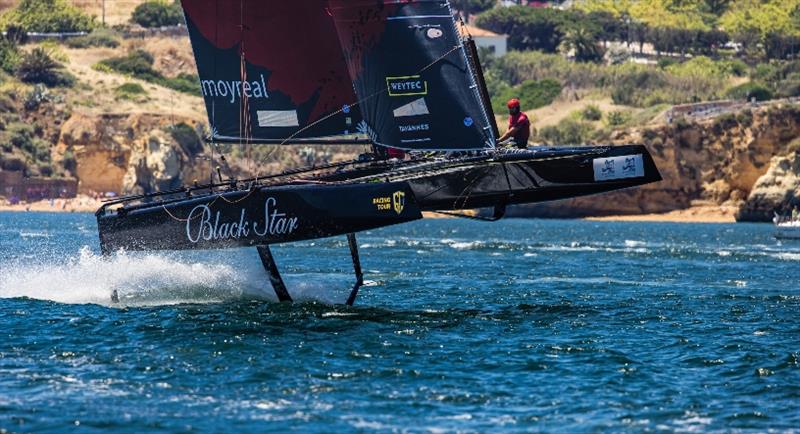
[539,118,593,145]
[725,82,774,101]
[0,0,95,33]
[114,82,148,100]
[581,104,603,121]
[490,78,562,113]
[486,51,733,109]
[131,1,183,28]
[606,110,633,127]
[65,29,121,49]
[16,48,75,87]
[0,38,19,73]
[476,7,568,52]
[96,49,199,95]
[450,0,494,20]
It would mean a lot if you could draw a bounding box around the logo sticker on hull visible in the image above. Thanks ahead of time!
[593,154,645,181]
[373,191,406,214]
[393,191,405,215]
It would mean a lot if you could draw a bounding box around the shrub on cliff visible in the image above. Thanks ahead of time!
[539,118,593,145]
[65,28,120,49]
[16,48,75,87]
[131,1,183,28]
[0,38,19,74]
[581,105,602,121]
[0,0,95,33]
[725,82,773,102]
[97,50,199,95]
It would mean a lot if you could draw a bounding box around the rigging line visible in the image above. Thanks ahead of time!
[253,44,463,178]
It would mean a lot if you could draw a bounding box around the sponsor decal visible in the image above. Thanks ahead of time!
[372,191,406,214]
[386,75,428,97]
[592,154,645,181]
[342,104,351,114]
[463,117,474,127]
[393,191,405,215]
[372,196,391,211]
[257,110,300,128]
[426,28,443,39]
[393,98,430,118]
[398,123,430,133]
[201,74,269,104]
[185,197,298,243]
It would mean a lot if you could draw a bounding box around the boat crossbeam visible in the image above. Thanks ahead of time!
[255,232,365,306]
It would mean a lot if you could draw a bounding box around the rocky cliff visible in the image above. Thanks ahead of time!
[509,104,800,222]
[54,112,208,195]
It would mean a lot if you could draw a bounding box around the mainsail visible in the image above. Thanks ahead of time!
[180,0,362,142]
[328,0,497,151]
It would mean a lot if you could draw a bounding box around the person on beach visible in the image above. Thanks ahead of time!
[498,98,530,149]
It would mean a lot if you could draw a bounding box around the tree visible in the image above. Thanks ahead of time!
[475,6,571,52]
[0,0,95,33]
[16,47,74,87]
[450,0,494,22]
[131,1,183,28]
[561,25,605,63]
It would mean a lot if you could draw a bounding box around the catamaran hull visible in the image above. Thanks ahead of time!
[97,182,422,253]
[408,145,661,211]
[97,146,661,253]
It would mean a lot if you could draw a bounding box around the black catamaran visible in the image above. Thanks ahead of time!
[96,0,662,304]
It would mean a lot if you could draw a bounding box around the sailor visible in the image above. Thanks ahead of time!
[498,98,531,149]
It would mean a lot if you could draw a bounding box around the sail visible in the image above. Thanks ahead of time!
[328,0,496,151]
[180,0,362,142]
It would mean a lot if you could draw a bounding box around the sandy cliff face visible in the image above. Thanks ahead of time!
[55,112,206,195]
[738,151,800,221]
[509,105,800,221]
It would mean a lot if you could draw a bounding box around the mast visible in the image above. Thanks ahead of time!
[446,1,497,148]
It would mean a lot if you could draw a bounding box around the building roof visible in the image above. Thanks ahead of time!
[458,24,504,38]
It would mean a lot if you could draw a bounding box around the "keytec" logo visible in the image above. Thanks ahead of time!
[386,75,428,97]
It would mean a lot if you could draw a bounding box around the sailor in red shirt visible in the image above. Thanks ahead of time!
[498,98,530,149]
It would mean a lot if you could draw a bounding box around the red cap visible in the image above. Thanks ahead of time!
[507,98,520,109]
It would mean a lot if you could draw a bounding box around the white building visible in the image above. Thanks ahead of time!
[459,24,508,57]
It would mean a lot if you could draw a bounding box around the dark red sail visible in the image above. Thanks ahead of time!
[180,0,362,141]
[328,0,496,151]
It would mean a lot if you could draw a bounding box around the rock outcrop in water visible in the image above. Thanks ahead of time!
[509,104,800,222]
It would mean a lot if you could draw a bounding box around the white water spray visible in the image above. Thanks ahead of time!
[0,247,355,307]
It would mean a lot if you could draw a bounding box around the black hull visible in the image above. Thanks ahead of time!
[98,182,422,253]
[96,146,661,253]
[408,145,660,211]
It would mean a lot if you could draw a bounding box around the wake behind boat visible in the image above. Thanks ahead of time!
[96,0,662,305]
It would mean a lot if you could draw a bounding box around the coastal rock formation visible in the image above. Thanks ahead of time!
[737,151,800,221]
[510,105,800,221]
[55,112,206,195]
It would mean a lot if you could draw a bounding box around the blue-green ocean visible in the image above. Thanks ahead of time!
[0,212,798,433]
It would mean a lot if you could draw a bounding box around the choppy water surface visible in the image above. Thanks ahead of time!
[0,212,798,433]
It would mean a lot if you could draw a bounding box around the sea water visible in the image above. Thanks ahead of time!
[0,212,798,432]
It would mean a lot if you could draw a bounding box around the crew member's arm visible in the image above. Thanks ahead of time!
[498,125,519,143]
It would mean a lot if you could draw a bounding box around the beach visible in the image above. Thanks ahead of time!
[0,195,104,213]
